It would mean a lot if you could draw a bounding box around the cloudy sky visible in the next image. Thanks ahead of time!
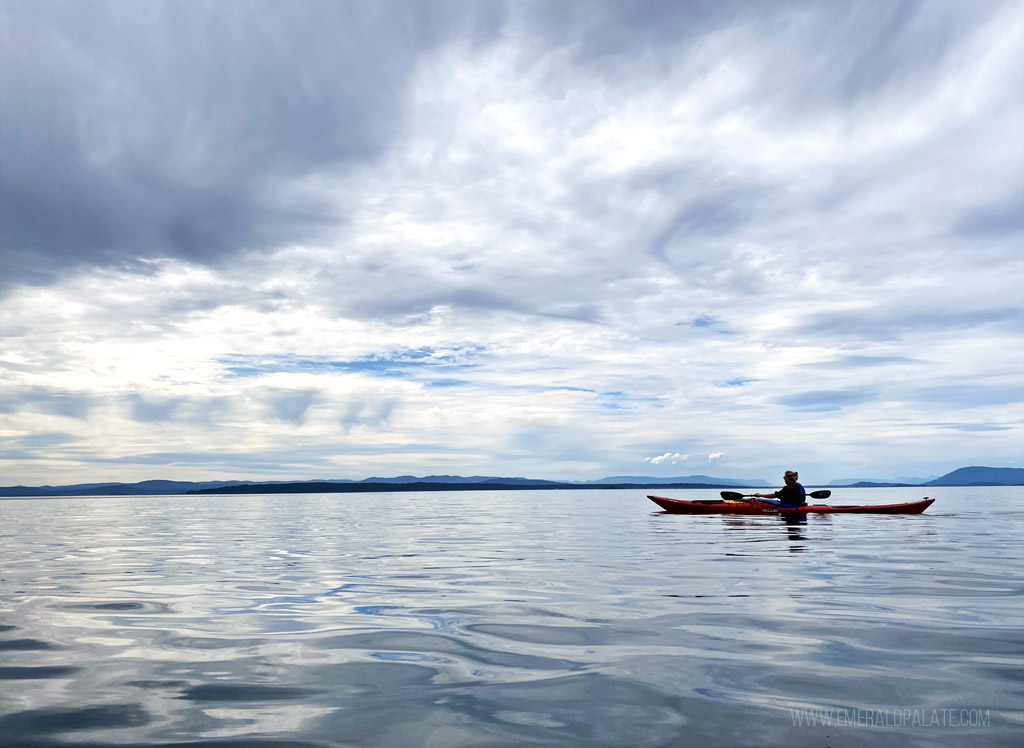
[1,0,1022,486]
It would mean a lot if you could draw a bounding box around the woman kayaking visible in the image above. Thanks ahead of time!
[753,470,806,507]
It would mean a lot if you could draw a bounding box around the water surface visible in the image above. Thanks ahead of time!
[1,487,1021,747]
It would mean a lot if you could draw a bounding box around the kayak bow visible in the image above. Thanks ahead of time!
[648,495,935,515]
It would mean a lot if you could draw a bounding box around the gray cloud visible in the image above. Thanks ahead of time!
[2,0,1006,294]
[907,385,1023,408]
[924,423,1013,433]
[127,395,184,423]
[334,281,604,325]
[180,396,237,427]
[345,287,535,322]
[0,387,95,418]
[789,308,1022,342]
[0,0,505,290]
[6,431,79,448]
[527,0,743,62]
[949,187,1024,237]
[648,188,764,263]
[0,431,81,461]
[89,449,335,473]
[803,355,923,369]
[261,388,320,425]
[779,1,963,106]
[778,388,877,412]
[528,0,978,111]
[340,397,396,430]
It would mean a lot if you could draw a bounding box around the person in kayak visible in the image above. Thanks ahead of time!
[752,470,806,507]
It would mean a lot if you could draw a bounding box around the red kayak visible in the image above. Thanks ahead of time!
[648,495,935,515]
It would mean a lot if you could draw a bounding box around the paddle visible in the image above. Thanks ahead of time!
[720,489,831,501]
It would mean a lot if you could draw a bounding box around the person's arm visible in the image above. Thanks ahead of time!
[753,491,777,498]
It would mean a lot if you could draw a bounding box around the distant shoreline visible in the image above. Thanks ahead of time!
[0,482,752,499]
[187,481,753,495]
[189,480,1023,495]
[2,481,1020,499]
[3,466,1021,498]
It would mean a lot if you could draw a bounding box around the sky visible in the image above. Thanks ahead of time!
[1,0,1022,486]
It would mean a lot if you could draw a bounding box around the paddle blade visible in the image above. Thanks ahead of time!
[719,491,747,500]
[809,489,831,499]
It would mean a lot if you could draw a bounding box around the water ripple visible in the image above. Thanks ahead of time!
[1,487,1021,746]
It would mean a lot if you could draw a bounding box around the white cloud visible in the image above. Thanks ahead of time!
[644,452,690,466]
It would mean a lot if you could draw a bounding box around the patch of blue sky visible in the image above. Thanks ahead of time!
[598,391,664,409]
[220,347,484,379]
[926,422,1013,432]
[425,379,471,388]
[534,385,595,393]
[720,377,758,387]
[475,384,596,395]
[679,315,737,334]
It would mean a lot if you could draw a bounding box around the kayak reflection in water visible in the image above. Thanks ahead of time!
[752,470,807,507]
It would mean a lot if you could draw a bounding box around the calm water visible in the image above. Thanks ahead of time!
[1,487,1021,747]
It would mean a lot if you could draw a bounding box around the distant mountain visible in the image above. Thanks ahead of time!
[357,475,542,484]
[827,476,937,486]
[0,480,258,497]
[0,475,665,497]
[356,474,767,486]
[479,477,565,486]
[0,486,52,497]
[5,466,1018,498]
[924,466,1024,486]
[582,475,771,487]
[189,479,759,495]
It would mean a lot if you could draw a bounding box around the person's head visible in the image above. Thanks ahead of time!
[783,470,799,484]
